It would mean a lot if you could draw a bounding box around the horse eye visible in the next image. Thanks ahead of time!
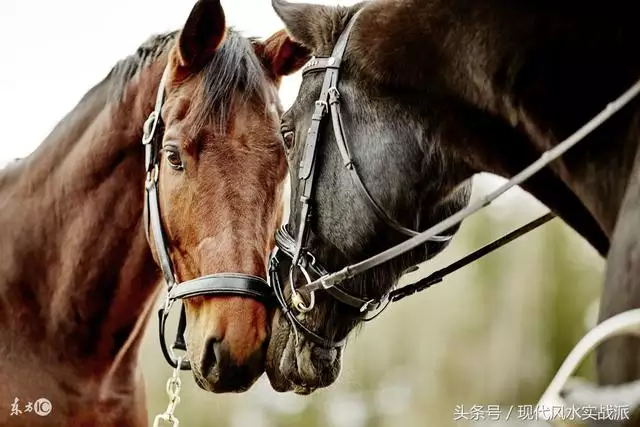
[282,130,295,150]
[164,148,184,171]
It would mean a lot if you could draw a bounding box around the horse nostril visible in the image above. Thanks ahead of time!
[202,337,221,372]
[312,346,337,364]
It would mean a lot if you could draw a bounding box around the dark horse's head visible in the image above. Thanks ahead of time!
[150,0,308,392]
[266,0,473,393]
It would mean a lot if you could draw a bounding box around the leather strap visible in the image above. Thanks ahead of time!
[388,212,556,302]
[325,285,380,313]
[147,181,177,288]
[158,304,192,370]
[301,57,341,76]
[292,9,364,267]
[328,89,451,241]
[169,274,272,302]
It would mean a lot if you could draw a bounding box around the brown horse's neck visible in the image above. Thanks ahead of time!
[356,0,639,242]
[0,54,167,411]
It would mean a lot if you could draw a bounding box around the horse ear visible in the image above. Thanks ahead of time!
[174,0,226,74]
[254,30,311,83]
[271,0,331,50]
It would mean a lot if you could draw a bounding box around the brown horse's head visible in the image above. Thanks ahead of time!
[150,0,309,392]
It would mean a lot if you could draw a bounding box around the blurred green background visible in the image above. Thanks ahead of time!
[140,174,605,427]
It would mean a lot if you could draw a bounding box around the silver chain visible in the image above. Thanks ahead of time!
[153,356,184,427]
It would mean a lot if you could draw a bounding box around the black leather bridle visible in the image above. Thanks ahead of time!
[269,10,453,348]
[269,8,640,350]
[142,67,273,370]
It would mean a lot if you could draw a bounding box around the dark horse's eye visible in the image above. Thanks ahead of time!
[163,148,184,171]
[281,130,295,150]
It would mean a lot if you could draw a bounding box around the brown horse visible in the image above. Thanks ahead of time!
[0,0,308,425]
[267,0,639,405]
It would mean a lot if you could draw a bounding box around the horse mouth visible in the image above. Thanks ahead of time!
[266,310,297,392]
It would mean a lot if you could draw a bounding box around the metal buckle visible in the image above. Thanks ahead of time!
[142,112,158,145]
[328,87,341,104]
[145,165,159,189]
[162,292,175,314]
[313,100,328,119]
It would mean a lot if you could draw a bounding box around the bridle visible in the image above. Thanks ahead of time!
[269,9,640,349]
[270,10,452,348]
[142,66,273,370]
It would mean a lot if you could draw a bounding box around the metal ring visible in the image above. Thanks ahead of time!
[289,265,316,313]
[169,345,188,370]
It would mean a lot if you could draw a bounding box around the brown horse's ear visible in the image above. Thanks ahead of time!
[254,30,311,84]
[174,0,226,75]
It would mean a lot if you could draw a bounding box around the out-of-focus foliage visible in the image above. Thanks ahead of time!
[141,175,605,427]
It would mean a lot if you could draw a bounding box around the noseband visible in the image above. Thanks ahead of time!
[142,67,272,370]
[269,9,640,349]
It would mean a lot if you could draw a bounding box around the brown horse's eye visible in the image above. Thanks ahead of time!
[282,130,295,150]
[164,148,184,171]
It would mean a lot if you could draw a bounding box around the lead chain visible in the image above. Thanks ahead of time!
[153,356,184,427]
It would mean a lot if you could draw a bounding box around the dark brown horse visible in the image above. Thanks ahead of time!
[266,0,640,409]
[0,0,309,425]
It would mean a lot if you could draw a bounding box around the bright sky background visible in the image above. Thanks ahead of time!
[0,0,542,211]
[0,0,335,160]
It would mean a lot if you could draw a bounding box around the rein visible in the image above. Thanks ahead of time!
[270,8,640,348]
[142,66,273,370]
[305,78,640,293]
[387,212,556,303]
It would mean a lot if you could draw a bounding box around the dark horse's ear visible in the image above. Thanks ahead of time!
[174,0,226,76]
[254,30,311,85]
[271,0,334,50]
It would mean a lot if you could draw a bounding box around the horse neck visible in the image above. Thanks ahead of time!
[0,58,166,385]
[360,0,639,241]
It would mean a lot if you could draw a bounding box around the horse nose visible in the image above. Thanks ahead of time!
[197,335,265,392]
[201,336,222,373]
[312,346,338,365]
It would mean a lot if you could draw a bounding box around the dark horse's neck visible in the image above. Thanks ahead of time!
[356,0,640,253]
[0,42,169,424]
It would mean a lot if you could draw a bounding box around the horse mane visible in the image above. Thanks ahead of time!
[106,28,270,131]
[106,31,178,102]
[0,27,271,194]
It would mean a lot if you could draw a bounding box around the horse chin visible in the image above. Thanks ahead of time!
[266,310,296,392]
[266,310,342,393]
